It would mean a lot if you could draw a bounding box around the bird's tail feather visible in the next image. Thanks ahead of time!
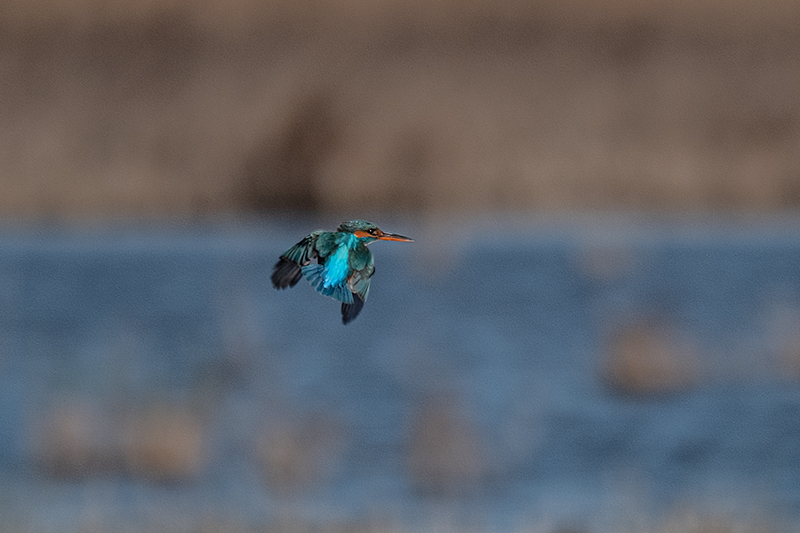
[302,264,354,304]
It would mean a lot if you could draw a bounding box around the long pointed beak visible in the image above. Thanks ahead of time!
[378,232,413,242]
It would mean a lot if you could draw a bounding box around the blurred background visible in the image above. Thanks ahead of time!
[2,0,800,531]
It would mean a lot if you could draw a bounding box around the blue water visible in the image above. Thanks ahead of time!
[1,215,800,531]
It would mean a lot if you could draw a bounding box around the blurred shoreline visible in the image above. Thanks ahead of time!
[2,1,800,217]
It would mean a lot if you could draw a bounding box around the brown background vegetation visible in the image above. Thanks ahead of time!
[2,0,800,217]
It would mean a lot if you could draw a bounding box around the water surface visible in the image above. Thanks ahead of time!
[1,215,799,531]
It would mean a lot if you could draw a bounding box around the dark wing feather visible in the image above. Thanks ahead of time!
[271,231,323,289]
[271,258,303,288]
[341,295,365,324]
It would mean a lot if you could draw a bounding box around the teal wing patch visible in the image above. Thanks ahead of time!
[281,230,324,265]
[313,231,343,259]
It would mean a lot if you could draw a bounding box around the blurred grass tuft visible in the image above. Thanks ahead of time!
[602,319,698,396]
[406,397,484,495]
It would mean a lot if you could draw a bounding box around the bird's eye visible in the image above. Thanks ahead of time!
[369,228,378,235]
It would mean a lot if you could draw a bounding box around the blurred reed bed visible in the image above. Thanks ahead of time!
[1,0,800,216]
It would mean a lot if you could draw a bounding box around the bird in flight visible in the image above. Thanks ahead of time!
[271,220,413,324]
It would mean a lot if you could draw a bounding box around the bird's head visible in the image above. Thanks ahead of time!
[338,220,414,243]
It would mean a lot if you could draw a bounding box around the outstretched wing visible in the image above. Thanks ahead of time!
[271,231,323,289]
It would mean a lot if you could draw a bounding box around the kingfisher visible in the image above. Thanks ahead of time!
[271,220,413,324]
